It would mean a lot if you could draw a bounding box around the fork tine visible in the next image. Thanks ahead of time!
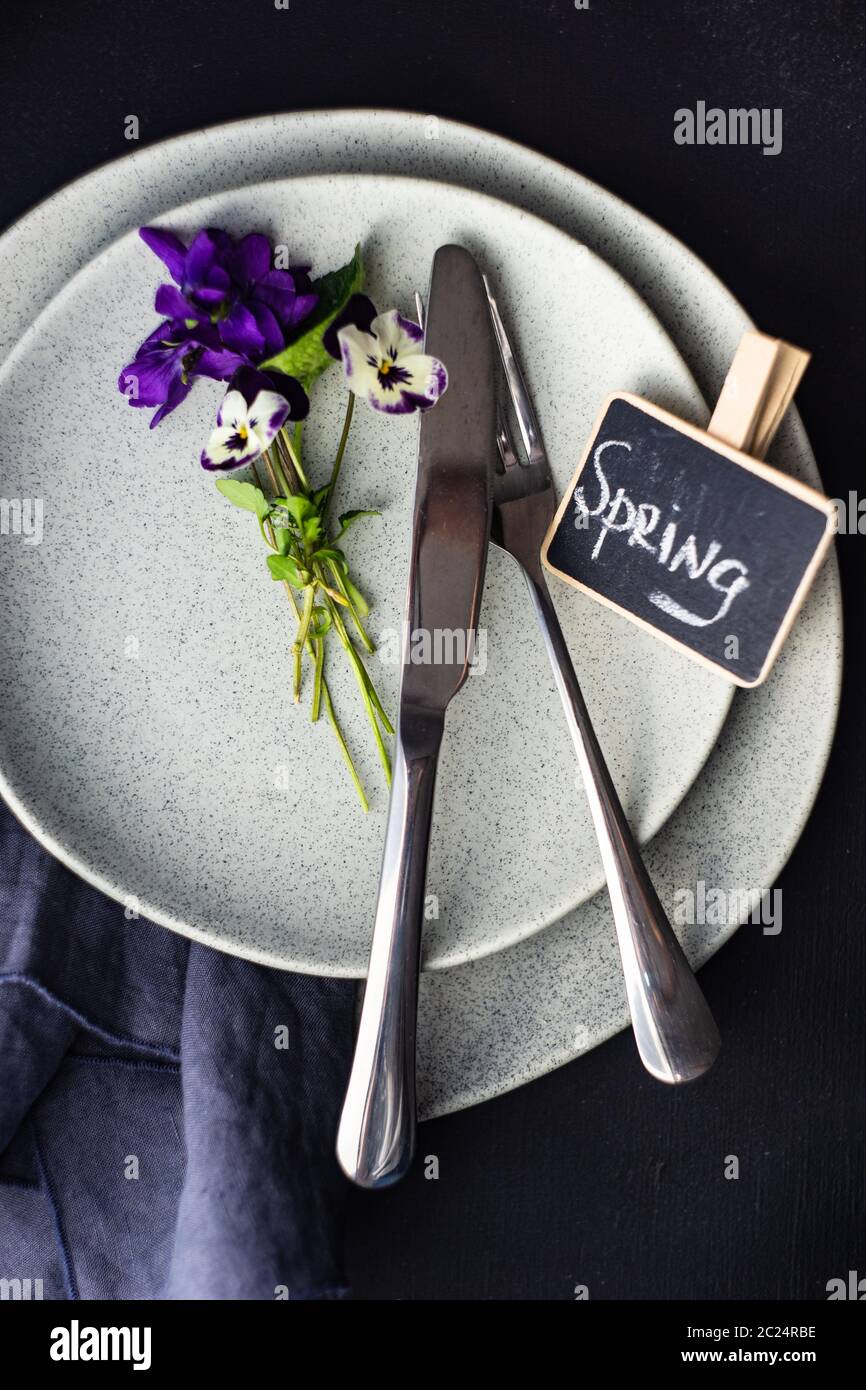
[496,400,521,471]
[414,291,425,333]
[482,273,545,465]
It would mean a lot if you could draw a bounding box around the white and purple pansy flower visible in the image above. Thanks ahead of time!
[200,366,309,472]
[332,301,448,415]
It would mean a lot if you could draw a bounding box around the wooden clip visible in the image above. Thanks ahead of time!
[541,329,831,687]
[707,331,810,460]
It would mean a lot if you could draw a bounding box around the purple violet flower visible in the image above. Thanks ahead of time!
[200,366,309,472]
[140,226,318,363]
[118,318,249,428]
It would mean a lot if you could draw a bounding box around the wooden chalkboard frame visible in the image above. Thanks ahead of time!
[540,392,836,688]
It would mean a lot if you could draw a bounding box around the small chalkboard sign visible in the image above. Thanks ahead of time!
[541,392,835,687]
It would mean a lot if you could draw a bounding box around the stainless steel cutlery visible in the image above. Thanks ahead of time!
[336,246,496,1188]
[483,275,720,1088]
[337,251,719,1190]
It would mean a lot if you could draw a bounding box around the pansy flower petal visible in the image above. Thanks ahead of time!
[231,365,310,422]
[220,301,265,356]
[398,353,448,403]
[370,309,425,359]
[231,233,271,288]
[325,294,378,360]
[200,419,263,472]
[249,300,285,357]
[118,345,180,405]
[215,389,248,429]
[155,283,198,321]
[246,389,291,450]
[367,387,420,415]
[230,365,275,405]
[279,291,319,331]
[183,229,223,288]
[193,346,249,381]
[203,263,231,292]
[139,226,187,283]
[193,285,228,309]
[253,269,318,329]
[274,371,310,422]
[337,324,380,383]
[150,375,191,428]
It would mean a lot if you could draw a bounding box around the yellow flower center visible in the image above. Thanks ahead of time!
[237,425,249,441]
[379,359,392,376]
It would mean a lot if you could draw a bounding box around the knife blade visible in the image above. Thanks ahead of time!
[336,245,496,1188]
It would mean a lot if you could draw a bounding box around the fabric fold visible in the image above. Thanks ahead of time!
[0,801,356,1300]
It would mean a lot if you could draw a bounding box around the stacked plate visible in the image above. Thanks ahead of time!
[0,113,841,1119]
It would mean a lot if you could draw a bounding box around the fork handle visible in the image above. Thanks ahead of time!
[523,564,721,1084]
[336,710,444,1187]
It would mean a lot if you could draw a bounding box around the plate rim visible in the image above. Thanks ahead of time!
[0,111,842,1119]
[0,166,736,975]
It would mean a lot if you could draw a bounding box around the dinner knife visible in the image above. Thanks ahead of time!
[336,245,496,1188]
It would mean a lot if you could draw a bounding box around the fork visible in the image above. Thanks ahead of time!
[482,275,721,1084]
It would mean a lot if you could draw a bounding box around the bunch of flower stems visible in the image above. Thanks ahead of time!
[250,397,393,811]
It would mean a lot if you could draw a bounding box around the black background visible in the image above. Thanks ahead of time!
[1,0,864,1300]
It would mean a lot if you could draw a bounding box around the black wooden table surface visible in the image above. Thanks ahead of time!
[1,0,863,1300]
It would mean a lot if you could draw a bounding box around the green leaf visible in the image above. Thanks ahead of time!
[259,244,364,387]
[312,483,332,509]
[335,508,380,537]
[310,606,332,638]
[272,525,293,557]
[267,553,309,587]
[277,494,316,527]
[215,478,272,522]
[274,494,322,544]
[343,576,370,618]
[315,547,347,572]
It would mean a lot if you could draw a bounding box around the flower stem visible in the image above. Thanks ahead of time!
[281,575,367,805]
[253,434,393,802]
[295,585,315,668]
[270,441,296,500]
[280,428,310,492]
[323,393,355,522]
[292,420,304,460]
[315,563,392,784]
[311,636,324,722]
[360,663,395,736]
[320,680,369,812]
[252,457,369,810]
[327,558,374,652]
[266,440,392,756]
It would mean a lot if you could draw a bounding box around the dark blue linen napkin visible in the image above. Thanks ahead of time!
[0,800,355,1300]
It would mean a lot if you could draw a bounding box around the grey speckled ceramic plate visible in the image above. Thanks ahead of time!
[0,114,841,1117]
[0,173,732,977]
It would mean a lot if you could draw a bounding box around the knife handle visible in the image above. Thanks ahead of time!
[336,711,443,1188]
[523,564,720,1084]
